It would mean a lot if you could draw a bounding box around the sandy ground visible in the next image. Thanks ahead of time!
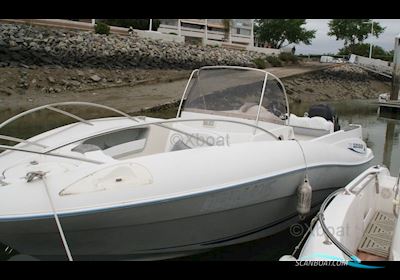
[0,62,341,113]
[0,62,391,115]
[0,68,191,112]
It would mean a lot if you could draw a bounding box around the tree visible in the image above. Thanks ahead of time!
[222,19,231,42]
[254,19,316,49]
[387,50,394,62]
[338,43,392,61]
[94,22,110,35]
[327,19,385,47]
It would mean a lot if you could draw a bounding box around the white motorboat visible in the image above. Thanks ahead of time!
[285,165,399,263]
[0,66,374,260]
[378,93,390,103]
[378,92,400,103]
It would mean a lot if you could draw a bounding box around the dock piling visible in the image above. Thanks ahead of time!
[378,34,400,119]
[391,34,400,101]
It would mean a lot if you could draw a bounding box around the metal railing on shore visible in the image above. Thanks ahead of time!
[350,54,393,78]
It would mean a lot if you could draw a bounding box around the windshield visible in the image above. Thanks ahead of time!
[181,67,288,124]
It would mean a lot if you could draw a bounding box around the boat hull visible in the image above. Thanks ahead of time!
[0,161,372,260]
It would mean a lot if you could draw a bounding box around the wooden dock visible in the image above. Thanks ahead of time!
[378,100,400,119]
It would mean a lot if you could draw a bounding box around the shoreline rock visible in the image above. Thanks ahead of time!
[282,64,391,103]
[0,23,267,70]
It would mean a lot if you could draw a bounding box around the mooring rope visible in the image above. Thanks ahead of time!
[294,139,308,179]
[26,171,73,261]
[291,216,318,257]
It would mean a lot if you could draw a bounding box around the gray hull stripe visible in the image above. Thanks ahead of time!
[0,161,372,222]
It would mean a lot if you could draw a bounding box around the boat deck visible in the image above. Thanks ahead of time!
[378,101,400,120]
[356,250,387,261]
[356,211,396,261]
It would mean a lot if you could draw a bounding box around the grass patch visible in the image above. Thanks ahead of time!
[252,57,268,69]
[278,52,299,64]
[266,56,283,67]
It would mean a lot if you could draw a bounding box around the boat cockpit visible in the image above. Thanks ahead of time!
[0,66,352,166]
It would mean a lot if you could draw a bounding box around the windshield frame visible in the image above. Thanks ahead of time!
[176,66,290,126]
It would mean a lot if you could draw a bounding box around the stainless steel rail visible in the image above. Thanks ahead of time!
[46,106,93,126]
[255,72,268,127]
[45,117,280,154]
[176,69,199,118]
[0,145,104,164]
[345,166,381,195]
[0,102,140,151]
[0,101,279,165]
[0,135,48,148]
[0,117,278,165]
[316,166,384,262]
[317,188,357,261]
[0,102,139,130]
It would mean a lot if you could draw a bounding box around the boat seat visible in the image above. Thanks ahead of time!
[224,104,284,124]
[71,144,101,154]
[289,114,334,133]
[71,144,116,162]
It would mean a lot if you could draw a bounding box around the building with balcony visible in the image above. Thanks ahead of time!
[158,19,254,48]
[0,19,279,55]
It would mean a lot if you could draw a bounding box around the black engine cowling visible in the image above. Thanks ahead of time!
[308,104,340,131]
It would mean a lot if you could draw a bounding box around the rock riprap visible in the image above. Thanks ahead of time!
[0,23,266,69]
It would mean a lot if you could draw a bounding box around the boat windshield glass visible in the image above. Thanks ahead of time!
[181,67,288,124]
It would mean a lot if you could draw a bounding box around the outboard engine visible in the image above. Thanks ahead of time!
[308,104,340,131]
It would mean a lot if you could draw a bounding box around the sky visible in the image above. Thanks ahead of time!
[295,19,400,55]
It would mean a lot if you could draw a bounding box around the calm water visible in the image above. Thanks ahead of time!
[0,99,399,260]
